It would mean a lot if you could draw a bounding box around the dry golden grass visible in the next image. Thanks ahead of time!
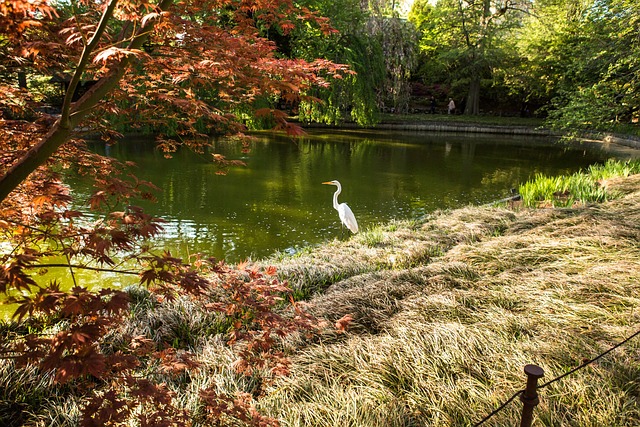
[260,174,640,426]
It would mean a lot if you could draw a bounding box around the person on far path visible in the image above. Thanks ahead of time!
[448,98,456,115]
[430,96,437,114]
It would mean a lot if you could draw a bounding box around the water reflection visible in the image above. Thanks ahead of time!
[75,129,634,262]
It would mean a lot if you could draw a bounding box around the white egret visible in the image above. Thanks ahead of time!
[322,180,358,234]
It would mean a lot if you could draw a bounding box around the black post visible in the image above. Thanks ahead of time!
[520,364,544,427]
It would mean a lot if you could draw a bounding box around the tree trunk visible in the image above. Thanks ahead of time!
[18,72,27,89]
[461,0,489,117]
[465,76,481,115]
[0,0,174,204]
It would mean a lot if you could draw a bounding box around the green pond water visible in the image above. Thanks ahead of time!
[79,129,636,261]
[2,129,638,318]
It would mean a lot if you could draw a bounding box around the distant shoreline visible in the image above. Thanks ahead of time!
[301,119,640,151]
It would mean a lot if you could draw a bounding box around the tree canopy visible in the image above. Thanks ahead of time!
[529,0,640,130]
[408,0,639,125]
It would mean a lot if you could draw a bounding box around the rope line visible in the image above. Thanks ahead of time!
[473,327,640,426]
[539,328,640,390]
[473,389,523,427]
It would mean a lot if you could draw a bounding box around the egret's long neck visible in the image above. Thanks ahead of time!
[332,184,342,211]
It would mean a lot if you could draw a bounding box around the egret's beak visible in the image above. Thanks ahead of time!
[322,181,332,185]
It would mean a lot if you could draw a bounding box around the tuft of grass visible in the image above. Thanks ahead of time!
[589,158,640,180]
[119,293,230,349]
[0,361,80,427]
[355,226,386,248]
[519,159,640,207]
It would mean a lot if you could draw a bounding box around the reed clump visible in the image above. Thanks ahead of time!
[519,158,640,207]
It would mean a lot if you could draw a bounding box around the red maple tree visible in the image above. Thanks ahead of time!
[0,0,347,424]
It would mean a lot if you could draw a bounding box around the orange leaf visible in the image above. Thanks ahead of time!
[335,314,353,333]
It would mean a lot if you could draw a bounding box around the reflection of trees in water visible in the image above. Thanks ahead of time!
[73,132,611,261]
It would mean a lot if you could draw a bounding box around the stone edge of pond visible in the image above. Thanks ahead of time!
[303,121,640,151]
[597,134,640,150]
[304,120,554,136]
[372,122,556,136]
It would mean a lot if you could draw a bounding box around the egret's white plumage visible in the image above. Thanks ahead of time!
[322,180,358,234]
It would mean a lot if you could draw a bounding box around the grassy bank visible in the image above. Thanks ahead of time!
[260,171,640,426]
[378,113,546,128]
[2,168,640,426]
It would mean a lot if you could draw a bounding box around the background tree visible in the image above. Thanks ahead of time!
[410,0,532,115]
[503,0,592,118]
[287,0,417,125]
[369,14,419,114]
[516,0,640,130]
[285,0,384,125]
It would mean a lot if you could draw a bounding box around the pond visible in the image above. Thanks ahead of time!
[3,129,638,319]
[74,129,636,263]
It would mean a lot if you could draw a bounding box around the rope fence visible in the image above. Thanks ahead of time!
[474,328,640,427]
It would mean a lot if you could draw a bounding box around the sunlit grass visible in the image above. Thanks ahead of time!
[259,173,640,426]
[355,226,385,248]
[519,159,640,207]
[589,158,640,180]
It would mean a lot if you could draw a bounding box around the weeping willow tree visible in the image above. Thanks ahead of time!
[291,0,418,125]
[294,25,386,125]
[369,15,419,114]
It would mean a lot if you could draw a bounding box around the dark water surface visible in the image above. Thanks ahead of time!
[75,129,635,263]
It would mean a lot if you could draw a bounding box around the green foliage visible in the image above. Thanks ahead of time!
[519,159,640,207]
[292,0,385,125]
[516,0,640,129]
[363,16,419,114]
[292,0,419,125]
[409,0,530,115]
[407,0,640,125]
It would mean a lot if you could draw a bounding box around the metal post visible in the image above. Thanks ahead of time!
[520,364,544,427]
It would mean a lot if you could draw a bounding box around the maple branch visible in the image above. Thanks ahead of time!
[26,263,140,275]
[59,238,79,287]
[0,0,175,205]
[61,0,121,123]
[69,0,90,54]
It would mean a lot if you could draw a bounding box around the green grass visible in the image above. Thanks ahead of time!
[355,226,386,248]
[377,113,546,128]
[519,159,640,207]
[588,158,640,180]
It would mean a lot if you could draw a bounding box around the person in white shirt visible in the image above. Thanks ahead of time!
[448,98,456,114]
